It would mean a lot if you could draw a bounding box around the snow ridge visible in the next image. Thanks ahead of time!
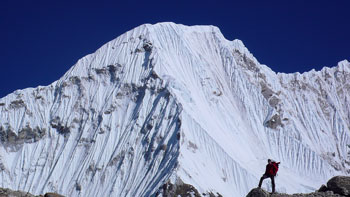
[0,22,349,196]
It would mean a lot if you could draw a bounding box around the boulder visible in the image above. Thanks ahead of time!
[246,188,270,197]
[327,176,350,196]
[317,184,328,192]
[44,193,65,197]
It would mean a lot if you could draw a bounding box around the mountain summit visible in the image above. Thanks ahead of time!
[0,22,349,197]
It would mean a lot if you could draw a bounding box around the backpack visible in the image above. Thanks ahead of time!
[271,162,279,176]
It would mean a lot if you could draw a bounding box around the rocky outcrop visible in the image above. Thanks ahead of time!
[327,176,350,196]
[154,176,350,196]
[155,180,201,197]
[246,188,270,197]
[155,179,224,197]
[44,193,65,197]
[247,176,350,197]
[246,188,341,197]
[0,188,64,197]
[0,187,35,197]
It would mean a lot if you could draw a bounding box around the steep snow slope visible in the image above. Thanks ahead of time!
[0,22,349,196]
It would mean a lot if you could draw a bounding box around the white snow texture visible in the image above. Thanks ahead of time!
[0,22,349,197]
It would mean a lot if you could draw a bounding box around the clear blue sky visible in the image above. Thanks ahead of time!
[1,0,349,98]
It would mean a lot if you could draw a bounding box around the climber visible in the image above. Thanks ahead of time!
[258,159,280,193]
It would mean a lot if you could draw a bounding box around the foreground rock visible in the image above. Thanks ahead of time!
[0,188,35,197]
[246,188,270,197]
[0,188,64,197]
[247,176,350,197]
[327,176,350,196]
[246,188,341,197]
[155,179,223,197]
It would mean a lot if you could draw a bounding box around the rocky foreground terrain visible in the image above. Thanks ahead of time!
[0,188,63,197]
[247,176,350,197]
[1,176,348,197]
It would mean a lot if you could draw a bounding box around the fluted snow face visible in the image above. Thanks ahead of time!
[0,24,181,197]
[0,22,349,197]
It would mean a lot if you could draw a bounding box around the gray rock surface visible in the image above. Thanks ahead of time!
[0,188,36,197]
[246,187,342,197]
[0,188,64,197]
[246,175,350,197]
[246,188,270,197]
[327,176,350,196]
[44,193,65,197]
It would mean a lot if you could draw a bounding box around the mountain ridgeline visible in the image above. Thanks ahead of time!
[0,23,349,197]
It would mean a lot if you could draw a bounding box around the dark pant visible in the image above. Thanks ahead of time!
[258,174,275,193]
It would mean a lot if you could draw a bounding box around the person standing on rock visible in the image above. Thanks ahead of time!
[258,159,280,193]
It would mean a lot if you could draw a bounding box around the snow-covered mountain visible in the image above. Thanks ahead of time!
[0,22,349,197]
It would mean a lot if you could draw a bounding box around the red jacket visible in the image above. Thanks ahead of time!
[265,162,279,176]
